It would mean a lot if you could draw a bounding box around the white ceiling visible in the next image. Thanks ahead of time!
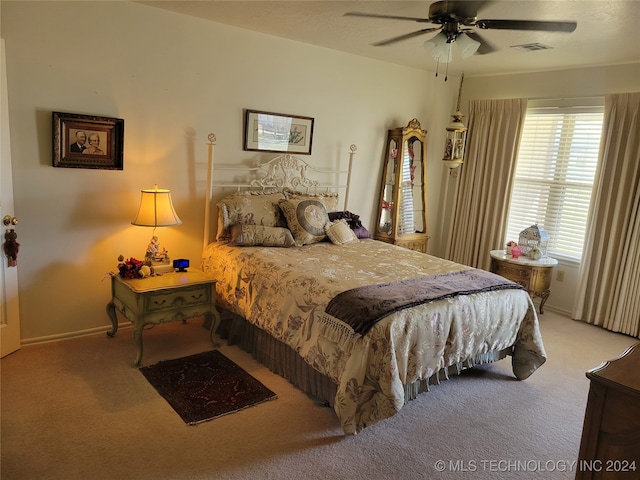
[139,0,640,77]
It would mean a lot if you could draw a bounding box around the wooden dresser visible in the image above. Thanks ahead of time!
[489,249,558,314]
[575,342,640,479]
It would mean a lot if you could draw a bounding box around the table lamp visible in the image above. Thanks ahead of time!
[131,184,182,272]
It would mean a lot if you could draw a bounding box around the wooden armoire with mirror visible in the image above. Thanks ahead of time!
[375,118,429,253]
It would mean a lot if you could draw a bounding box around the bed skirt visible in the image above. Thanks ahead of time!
[216,309,512,408]
[217,309,337,404]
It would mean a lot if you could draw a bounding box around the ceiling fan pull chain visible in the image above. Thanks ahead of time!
[444,43,451,81]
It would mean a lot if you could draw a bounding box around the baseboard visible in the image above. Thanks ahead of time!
[539,304,572,317]
[21,322,132,346]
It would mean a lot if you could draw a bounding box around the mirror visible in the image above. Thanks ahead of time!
[378,138,397,234]
[375,118,429,253]
[398,137,424,235]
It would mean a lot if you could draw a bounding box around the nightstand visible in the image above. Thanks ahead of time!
[489,249,558,314]
[106,269,220,366]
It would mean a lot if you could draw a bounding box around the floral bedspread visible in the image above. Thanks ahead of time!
[202,239,546,434]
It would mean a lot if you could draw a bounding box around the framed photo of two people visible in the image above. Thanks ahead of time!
[52,112,124,170]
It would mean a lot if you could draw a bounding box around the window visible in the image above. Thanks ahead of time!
[505,99,604,262]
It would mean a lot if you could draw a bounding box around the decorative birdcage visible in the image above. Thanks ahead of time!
[518,224,549,258]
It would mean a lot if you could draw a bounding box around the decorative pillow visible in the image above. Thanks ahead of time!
[325,219,358,245]
[216,189,286,240]
[351,226,372,239]
[283,188,340,212]
[230,224,295,247]
[278,198,330,245]
[216,204,229,240]
[328,211,372,239]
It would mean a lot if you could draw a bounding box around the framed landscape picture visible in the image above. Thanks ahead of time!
[244,109,314,155]
[52,112,124,169]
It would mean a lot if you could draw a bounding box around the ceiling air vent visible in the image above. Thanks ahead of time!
[510,43,553,52]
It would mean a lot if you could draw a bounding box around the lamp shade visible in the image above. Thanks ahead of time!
[425,32,480,63]
[424,32,452,63]
[455,33,481,59]
[131,185,182,227]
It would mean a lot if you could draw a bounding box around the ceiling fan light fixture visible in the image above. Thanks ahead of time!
[424,32,452,63]
[455,32,481,58]
[347,1,577,66]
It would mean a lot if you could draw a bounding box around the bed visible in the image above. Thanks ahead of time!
[201,137,546,435]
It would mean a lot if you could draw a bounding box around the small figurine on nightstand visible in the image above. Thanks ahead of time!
[144,236,169,264]
[145,236,159,264]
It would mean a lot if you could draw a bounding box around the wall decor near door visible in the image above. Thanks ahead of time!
[52,111,124,170]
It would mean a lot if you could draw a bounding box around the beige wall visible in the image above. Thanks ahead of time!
[438,63,640,315]
[462,64,640,101]
[2,1,458,341]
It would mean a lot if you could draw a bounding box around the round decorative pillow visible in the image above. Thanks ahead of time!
[278,198,330,245]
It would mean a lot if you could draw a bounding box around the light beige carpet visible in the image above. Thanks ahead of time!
[1,311,636,480]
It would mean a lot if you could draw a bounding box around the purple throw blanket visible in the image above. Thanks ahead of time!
[325,268,524,336]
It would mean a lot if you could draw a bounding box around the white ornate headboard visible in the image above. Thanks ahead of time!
[203,133,357,250]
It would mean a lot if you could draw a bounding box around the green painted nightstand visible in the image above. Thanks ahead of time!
[106,269,220,366]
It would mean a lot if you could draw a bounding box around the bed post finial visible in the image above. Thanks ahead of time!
[203,133,217,254]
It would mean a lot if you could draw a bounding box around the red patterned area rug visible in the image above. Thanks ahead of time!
[140,350,277,425]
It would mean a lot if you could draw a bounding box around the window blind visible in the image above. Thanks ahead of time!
[505,101,604,262]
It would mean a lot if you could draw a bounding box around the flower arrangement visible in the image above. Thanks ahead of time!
[529,246,542,260]
[116,255,152,279]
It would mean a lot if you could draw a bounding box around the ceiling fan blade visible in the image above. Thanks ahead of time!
[372,27,442,47]
[344,12,431,23]
[475,19,577,32]
[464,31,497,55]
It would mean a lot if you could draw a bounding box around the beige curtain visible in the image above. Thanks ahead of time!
[573,92,640,338]
[445,98,527,270]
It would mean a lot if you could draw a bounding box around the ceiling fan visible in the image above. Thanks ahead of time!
[345,0,577,59]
